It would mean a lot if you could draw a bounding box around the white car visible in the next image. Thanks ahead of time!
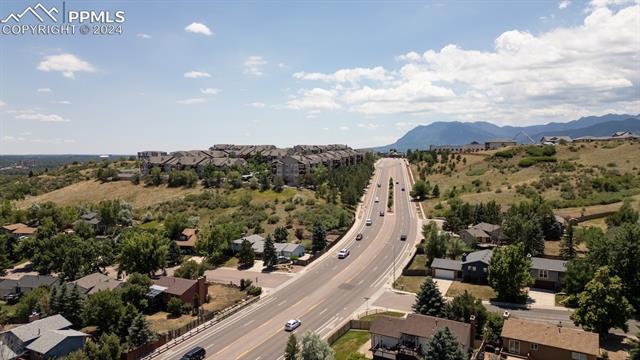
[285,319,302,331]
[337,248,350,259]
[365,218,373,226]
[374,196,379,203]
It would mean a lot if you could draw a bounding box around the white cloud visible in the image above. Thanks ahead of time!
[248,102,266,108]
[244,56,267,76]
[559,0,571,9]
[357,123,382,129]
[289,3,640,124]
[37,53,95,78]
[185,22,213,36]
[200,88,220,95]
[137,33,152,39]
[0,100,5,107]
[15,111,70,122]
[339,126,350,131]
[52,100,72,105]
[37,88,52,93]
[177,98,206,105]
[184,71,211,78]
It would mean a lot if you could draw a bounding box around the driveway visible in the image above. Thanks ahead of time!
[527,289,558,308]
[434,278,452,296]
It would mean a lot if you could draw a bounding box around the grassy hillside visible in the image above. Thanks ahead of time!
[410,141,640,217]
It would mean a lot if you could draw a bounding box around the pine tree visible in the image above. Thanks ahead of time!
[560,223,577,260]
[263,235,277,269]
[285,333,299,360]
[274,226,289,243]
[65,284,83,326]
[167,240,182,266]
[432,184,440,198]
[238,239,256,268]
[118,303,139,340]
[127,312,157,347]
[422,327,465,360]
[311,222,326,253]
[300,331,335,360]
[412,276,445,316]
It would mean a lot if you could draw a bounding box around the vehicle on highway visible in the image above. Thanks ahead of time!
[379,210,385,217]
[375,196,379,203]
[180,346,206,360]
[396,181,399,184]
[337,248,350,259]
[356,233,363,240]
[366,218,372,226]
[377,183,381,187]
[400,234,407,241]
[401,187,405,191]
[285,319,302,331]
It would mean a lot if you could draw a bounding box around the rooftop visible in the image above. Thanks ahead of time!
[501,318,599,356]
[370,314,471,349]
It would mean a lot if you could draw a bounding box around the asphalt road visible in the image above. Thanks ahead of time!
[159,158,420,360]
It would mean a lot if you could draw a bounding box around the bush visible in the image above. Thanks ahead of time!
[167,297,186,317]
[246,285,262,296]
[268,214,280,224]
[240,278,253,291]
[284,203,296,212]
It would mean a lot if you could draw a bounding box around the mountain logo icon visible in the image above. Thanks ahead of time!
[1,3,59,23]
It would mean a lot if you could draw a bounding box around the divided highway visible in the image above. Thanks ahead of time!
[160,158,420,360]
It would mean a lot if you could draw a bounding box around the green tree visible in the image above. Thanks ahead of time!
[410,180,430,200]
[84,333,122,360]
[117,231,168,276]
[14,286,50,322]
[608,223,640,311]
[120,273,152,311]
[560,223,576,260]
[273,176,285,192]
[147,167,163,186]
[413,277,446,317]
[447,237,466,260]
[563,258,594,300]
[167,239,182,266]
[164,213,189,240]
[226,171,243,189]
[274,226,289,243]
[127,312,157,347]
[432,184,440,198]
[300,331,335,360]
[630,332,640,360]
[196,223,241,265]
[422,327,465,360]
[263,235,278,269]
[606,200,639,228]
[571,266,633,335]
[482,312,504,345]
[0,236,11,276]
[238,239,256,269]
[174,260,206,279]
[83,290,125,334]
[446,290,487,337]
[311,222,326,253]
[422,222,447,266]
[488,244,533,303]
[285,333,300,360]
[167,297,185,317]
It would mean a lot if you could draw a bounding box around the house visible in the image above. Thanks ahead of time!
[540,136,573,144]
[0,315,88,360]
[70,273,122,295]
[1,223,28,234]
[230,234,304,259]
[369,313,473,359]
[148,276,207,310]
[530,257,567,291]
[430,258,462,280]
[0,275,59,301]
[230,234,266,252]
[485,138,517,150]
[500,318,599,360]
[274,242,305,259]
[460,223,504,247]
[461,250,492,283]
[1,223,37,238]
[178,228,198,251]
[428,142,485,153]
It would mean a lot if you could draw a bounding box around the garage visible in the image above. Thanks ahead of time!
[430,258,462,280]
[434,269,455,280]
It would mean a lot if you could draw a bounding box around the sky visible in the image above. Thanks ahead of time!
[0,0,639,154]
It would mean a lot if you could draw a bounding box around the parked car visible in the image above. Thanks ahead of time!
[400,234,407,241]
[285,319,302,331]
[337,248,350,259]
[379,211,385,217]
[356,233,363,241]
[366,218,372,226]
[181,347,206,360]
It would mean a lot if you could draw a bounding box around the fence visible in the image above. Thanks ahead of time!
[326,309,387,344]
[123,336,167,360]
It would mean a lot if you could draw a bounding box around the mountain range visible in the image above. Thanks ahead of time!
[374,114,640,151]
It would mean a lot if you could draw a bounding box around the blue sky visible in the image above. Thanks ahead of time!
[0,0,638,154]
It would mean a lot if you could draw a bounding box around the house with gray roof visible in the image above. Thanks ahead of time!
[485,138,517,150]
[461,250,493,283]
[70,272,123,295]
[0,314,86,360]
[0,275,58,301]
[530,257,567,291]
[430,258,462,280]
[230,234,304,259]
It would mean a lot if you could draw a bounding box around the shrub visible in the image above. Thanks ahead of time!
[268,214,280,224]
[246,285,262,296]
[167,297,185,317]
[284,203,296,212]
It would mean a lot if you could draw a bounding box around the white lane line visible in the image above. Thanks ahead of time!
[277,300,287,306]
[319,307,328,315]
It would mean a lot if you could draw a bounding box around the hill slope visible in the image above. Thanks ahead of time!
[376,114,639,151]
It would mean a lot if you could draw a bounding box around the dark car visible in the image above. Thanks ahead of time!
[400,234,407,241]
[181,346,206,360]
[379,211,385,217]
[401,187,405,191]
[356,233,363,240]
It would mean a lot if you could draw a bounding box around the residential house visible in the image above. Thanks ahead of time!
[574,131,640,142]
[77,212,102,233]
[231,234,266,252]
[230,234,305,259]
[540,136,573,144]
[148,276,207,310]
[1,223,28,234]
[485,139,517,150]
[461,250,492,283]
[1,223,37,238]
[429,142,485,153]
[530,257,567,291]
[500,318,599,360]
[430,258,462,280]
[0,315,87,360]
[369,314,473,360]
[460,223,504,247]
[0,275,59,301]
[70,273,122,295]
[178,228,198,252]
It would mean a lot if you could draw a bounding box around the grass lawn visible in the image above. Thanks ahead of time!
[407,254,428,271]
[0,301,18,318]
[446,281,495,300]
[393,275,426,293]
[359,311,405,322]
[331,330,370,360]
[223,256,239,268]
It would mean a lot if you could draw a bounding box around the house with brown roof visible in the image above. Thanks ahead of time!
[1,223,37,238]
[369,314,473,359]
[148,276,207,310]
[500,318,599,360]
[178,228,198,251]
[70,273,122,295]
[460,223,504,247]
